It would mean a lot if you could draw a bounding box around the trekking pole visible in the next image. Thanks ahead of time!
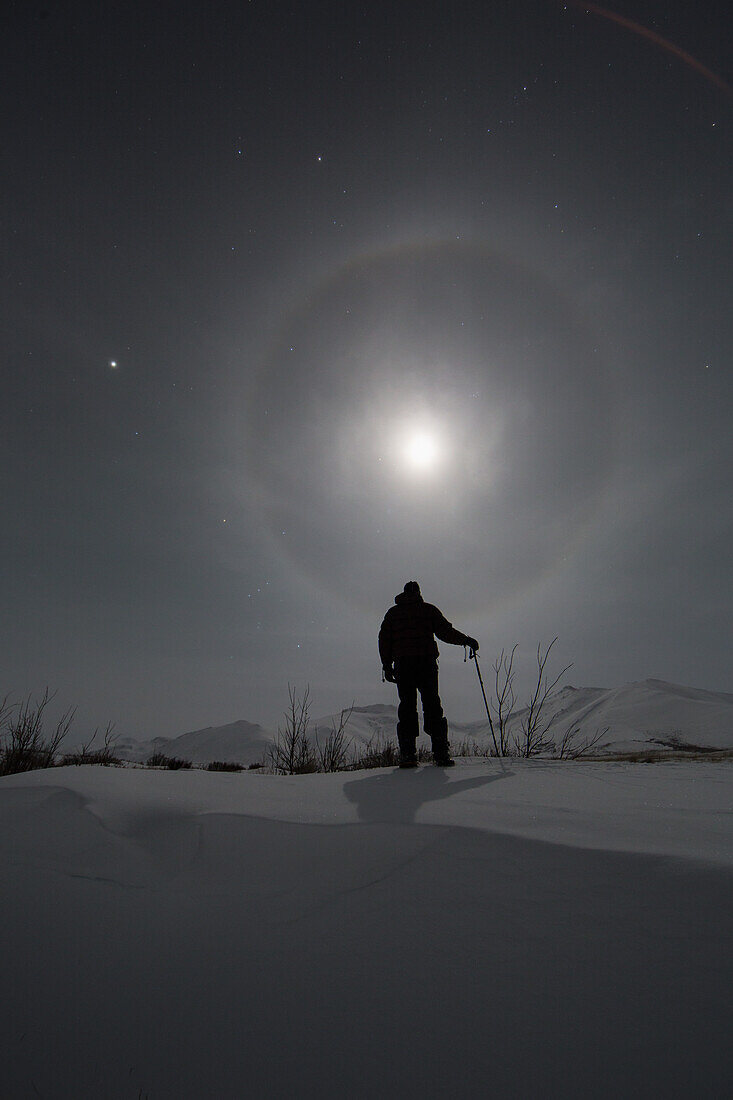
[469,649,500,758]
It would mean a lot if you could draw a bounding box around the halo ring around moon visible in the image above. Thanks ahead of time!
[232,237,621,617]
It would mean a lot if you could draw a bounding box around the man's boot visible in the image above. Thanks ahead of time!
[430,716,455,767]
[432,739,455,767]
[398,739,418,768]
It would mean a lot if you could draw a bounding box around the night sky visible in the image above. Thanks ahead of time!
[3,1,731,738]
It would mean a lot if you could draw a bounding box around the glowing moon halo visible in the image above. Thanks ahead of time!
[403,429,440,472]
[238,237,618,616]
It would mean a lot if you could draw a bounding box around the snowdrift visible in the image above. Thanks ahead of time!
[1,759,732,1098]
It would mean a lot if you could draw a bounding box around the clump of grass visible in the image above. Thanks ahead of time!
[453,737,495,758]
[147,752,192,769]
[165,756,192,770]
[348,736,432,770]
[63,748,122,766]
[648,733,717,753]
[582,747,733,764]
[350,736,399,769]
[207,760,244,772]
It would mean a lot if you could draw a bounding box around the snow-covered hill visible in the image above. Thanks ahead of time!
[109,678,733,765]
[541,678,733,752]
[1,760,731,1098]
[525,677,733,752]
[315,678,733,757]
[114,717,272,766]
[311,701,487,750]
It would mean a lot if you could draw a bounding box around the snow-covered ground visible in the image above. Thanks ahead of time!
[108,678,733,766]
[1,758,732,1098]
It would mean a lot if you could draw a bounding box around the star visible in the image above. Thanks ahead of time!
[109,360,117,368]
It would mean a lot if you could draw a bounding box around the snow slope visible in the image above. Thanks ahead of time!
[106,679,733,766]
[113,717,272,767]
[314,680,733,757]
[1,759,732,1098]
[540,678,733,752]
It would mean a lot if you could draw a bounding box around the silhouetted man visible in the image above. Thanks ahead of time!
[379,580,479,767]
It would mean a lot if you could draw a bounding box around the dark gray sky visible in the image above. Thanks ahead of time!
[3,1,731,737]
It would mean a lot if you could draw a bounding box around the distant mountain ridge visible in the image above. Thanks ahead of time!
[111,679,733,765]
[114,718,271,766]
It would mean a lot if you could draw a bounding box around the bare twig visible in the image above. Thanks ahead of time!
[315,703,354,772]
[0,687,75,775]
[514,639,573,758]
[554,725,610,759]
[493,645,518,756]
[266,685,316,774]
[62,721,120,766]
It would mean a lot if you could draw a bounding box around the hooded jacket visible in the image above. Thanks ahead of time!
[378,590,471,666]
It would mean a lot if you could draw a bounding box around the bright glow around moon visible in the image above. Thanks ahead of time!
[403,430,440,471]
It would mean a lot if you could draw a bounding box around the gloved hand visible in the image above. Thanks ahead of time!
[465,637,479,653]
[382,664,396,683]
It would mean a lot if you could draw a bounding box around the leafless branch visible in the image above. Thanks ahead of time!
[63,721,119,766]
[493,645,518,756]
[315,703,354,772]
[514,639,573,758]
[0,687,75,775]
[266,684,316,774]
[554,725,610,759]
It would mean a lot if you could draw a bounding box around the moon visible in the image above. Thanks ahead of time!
[404,429,440,472]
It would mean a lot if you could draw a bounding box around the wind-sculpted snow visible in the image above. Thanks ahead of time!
[1,762,731,1097]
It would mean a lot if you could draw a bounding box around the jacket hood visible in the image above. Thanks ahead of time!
[395,591,424,605]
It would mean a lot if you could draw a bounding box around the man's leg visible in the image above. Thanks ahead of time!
[419,660,454,765]
[395,660,419,764]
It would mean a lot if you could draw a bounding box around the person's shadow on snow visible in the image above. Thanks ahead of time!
[343,763,512,825]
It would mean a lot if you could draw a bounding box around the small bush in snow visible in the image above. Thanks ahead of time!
[207,760,244,772]
[315,705,354,772]
[477,638,574,757]
[63,749,123,767]
[62,722,121,767]
[453,738,495,758]
[164,756,192,770]
[350,736,432,770]
[0,689,75,776]
[512,639,572,757]
[553,725,610,759]
[267,685,317,774]
[352,736,399,769]
[147,752,192,769]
